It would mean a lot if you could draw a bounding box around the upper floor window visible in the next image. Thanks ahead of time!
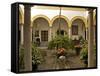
[72,25,78,35]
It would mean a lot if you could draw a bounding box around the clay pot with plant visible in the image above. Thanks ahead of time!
[32,44,43,71]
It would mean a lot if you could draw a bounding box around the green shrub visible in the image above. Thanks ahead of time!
[48,35,74,50]
[80,41,88,60]
[79,36,85,45]
[32,43,43,65]
[80,41,96,61]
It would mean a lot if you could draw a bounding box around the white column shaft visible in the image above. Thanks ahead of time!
[21,24,23,45]
[68,28,71,39]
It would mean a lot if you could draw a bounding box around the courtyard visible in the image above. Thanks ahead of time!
[18,4,97,72]
[37,48,85,70]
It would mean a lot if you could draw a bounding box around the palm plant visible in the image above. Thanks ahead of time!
[80,41,88,66]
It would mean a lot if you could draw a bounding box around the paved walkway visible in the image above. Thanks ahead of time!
[37,49,85,71]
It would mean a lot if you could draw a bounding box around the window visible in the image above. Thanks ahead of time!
[41,31,48,41]
[72,25,78,35]
[35,30,39,37]
[57,30,64,35]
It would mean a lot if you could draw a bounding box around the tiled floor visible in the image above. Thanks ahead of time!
[37,49,86,71]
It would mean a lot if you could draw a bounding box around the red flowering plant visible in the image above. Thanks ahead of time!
[48,35,75,58]
[57,48,65,54]
[57,48,66,58]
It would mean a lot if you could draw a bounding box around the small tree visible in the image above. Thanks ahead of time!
[48,35,74,50]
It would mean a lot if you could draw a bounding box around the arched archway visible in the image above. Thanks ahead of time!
[32,15,50,27]
[51,15,70,27]
[32,17,50,47]
[71,18,86,40]
[71,16,87,28]
[51,15,69,38]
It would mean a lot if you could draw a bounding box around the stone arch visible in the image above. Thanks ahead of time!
[32,15,50,27]
[51,15,70,28]
[51,15,70,37]
[71,16,86,40]
[32,16,50,46]
[71,16,87,28]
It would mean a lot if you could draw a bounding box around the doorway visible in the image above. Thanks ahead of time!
[41,30,48,46]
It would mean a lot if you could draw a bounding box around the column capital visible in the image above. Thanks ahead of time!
[86,8,94,13]
[49,26,52,28]
[19,23,24,26]
[30,26,33,29]
[68,27,71,29]
[24,5,32,8]
[85,25,88,29]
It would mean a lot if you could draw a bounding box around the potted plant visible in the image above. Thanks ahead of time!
[74,36,85,55]
[32,44,42,71]
[56,48,66,58]
[48,35,74,58]
[80,40,96,67]
[74,44,82,55]
[48,35,74,50]
[80,41,88,67]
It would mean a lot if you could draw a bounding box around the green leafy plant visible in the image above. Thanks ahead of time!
[79,36,85,45]
[48,35,74,50]
[80,41,96,59]
[80,40,96,67]
[80,41,88,66]
[19,43,43,71]
[32,43,43,65]
[80,41,88,60]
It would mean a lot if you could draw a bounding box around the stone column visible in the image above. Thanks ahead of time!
[88,9,95,67]
[30,26,33,43]
[68,27,71,39]
[20,24,24,45]
[23,5,32,71]
[49,27,52,41]
[86,28,88,40]
[94,26,96,44]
